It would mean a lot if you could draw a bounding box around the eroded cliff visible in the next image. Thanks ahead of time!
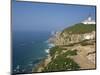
[35,23,96,72]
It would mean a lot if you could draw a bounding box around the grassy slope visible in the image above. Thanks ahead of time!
[61,23,95,34]
[43,46,80,72]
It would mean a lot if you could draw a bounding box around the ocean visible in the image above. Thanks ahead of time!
[12,31,52,73]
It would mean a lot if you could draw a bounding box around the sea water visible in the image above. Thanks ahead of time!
[12,31,53,73]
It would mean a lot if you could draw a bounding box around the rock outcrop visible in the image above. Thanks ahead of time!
[53,31,95,46]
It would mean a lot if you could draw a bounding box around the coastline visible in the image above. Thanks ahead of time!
[32,38,55,72]
[33,54,52,72]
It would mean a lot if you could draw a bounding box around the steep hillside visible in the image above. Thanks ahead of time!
[34,23,96,72]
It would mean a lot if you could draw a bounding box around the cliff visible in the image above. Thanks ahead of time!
[35,23,96,72]
[53,23,95,45]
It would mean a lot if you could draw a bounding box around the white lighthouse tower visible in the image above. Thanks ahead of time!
[82,15,95,24]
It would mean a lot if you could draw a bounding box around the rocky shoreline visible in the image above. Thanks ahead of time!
[32,54,52,72]
[32,41,55,72]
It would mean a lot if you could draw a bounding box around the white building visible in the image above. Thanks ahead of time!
[82,16,95,24]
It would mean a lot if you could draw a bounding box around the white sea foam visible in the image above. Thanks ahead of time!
[16,65,20,70]
[45,49,50,53]
[48,43,55,48]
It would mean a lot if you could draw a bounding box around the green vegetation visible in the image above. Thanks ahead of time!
[43,47,79,72]
[43,55,80,72]
[61,23,95,34]
[63,50,77,57]
[50,46,60,56]
[50,46,67,56]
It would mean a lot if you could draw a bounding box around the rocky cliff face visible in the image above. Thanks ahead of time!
[53,31,95,46]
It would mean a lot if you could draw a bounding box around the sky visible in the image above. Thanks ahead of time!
[12,0,96,31]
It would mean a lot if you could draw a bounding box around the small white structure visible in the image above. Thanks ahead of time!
[82,16,95,24]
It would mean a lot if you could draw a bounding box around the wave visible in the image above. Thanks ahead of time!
[48,43,55,48]
[16,65,20,70]
[45,49,50,53]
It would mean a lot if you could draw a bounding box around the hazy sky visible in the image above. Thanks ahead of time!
[12,0,96,31]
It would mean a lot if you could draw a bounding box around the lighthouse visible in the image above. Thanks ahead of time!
[81,15,95,24]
